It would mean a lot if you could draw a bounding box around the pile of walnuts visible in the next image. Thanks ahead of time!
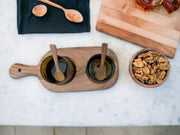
[132,51,170,85]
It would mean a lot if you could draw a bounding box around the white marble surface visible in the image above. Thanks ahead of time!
[0,0,180,126]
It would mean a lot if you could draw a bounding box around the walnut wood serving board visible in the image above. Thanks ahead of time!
[96,0,180,58]
[9,47,119,92]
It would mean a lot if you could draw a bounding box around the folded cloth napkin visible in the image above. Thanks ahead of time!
[17,0,90,34]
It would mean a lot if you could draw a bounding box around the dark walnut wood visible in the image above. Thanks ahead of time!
[9,47,119,92]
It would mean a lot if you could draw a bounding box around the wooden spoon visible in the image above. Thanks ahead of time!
[32,4,47,17]
[38,0,83,23]
[95,43,108,81]
[50,44,65,82]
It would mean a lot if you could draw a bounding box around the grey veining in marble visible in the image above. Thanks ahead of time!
[0,0,180,126]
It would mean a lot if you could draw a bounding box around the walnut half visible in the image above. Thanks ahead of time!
[132,50,170,85]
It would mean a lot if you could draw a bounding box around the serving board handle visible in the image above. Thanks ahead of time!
[9,64,39,79]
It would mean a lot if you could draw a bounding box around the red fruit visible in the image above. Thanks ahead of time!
[137,0,163,10]
[163,0,180,13]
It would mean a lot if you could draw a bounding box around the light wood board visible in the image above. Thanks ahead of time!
[96,0,180,58]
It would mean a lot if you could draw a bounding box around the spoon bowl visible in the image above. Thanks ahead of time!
[95,68,106,81]
[65,9,83,23]
[32,4,47,17]
[54,71,65,82]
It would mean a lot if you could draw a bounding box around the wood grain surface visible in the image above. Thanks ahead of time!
[9,47,119,92]
[96,0,180,58]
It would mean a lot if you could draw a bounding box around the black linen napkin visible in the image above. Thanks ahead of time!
[17,0,90,34]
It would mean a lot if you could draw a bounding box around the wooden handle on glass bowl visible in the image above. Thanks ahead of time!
[100,43,108,68]
[9,64,39,79]
[50,44,61,73]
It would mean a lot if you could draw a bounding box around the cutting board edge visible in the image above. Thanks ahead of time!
[96,21,177,58]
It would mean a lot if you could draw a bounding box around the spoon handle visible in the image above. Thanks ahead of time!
[100,43,108,69]
[50,44,61,72]
[38,0,65,11]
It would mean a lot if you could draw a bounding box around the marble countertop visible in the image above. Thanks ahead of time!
[0,0,180,126]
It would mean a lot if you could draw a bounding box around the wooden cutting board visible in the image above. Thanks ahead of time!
[96,0,180,58]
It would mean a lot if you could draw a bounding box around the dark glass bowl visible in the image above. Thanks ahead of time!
[40,56,76,84]
[86,54,115,83]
